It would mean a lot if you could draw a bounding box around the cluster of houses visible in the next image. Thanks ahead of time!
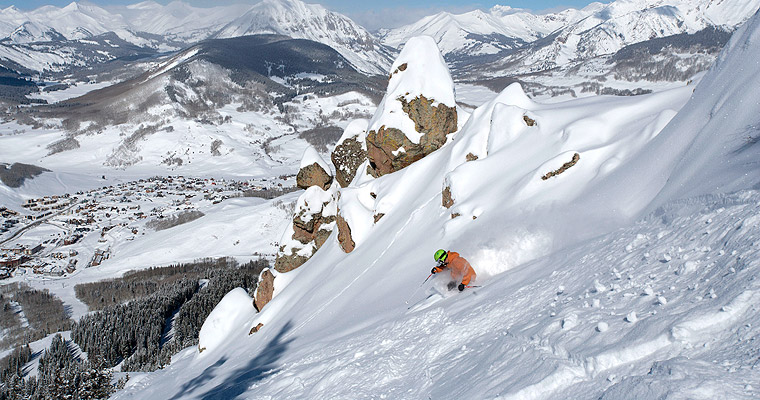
[22,194,71,213]
[0,244,44,277]
[0,175,294,280]
[0,207,20,235]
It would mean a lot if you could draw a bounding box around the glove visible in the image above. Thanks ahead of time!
[458,283,465,292]
[431,267,438,274]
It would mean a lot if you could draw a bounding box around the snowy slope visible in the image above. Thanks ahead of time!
[380,9,532,59]
[503,0,760,73]
[111,11,760,399]
[381,5,595,61]
[113,1,250,44]
[213,0,393,75]
[0,2,153,47]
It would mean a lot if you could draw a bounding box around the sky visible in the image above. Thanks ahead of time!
[0,0,601,30]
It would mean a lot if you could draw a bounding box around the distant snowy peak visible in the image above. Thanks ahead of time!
[381,5,594,60]
[213,0,393,75]
[117,1,250,43]
[9,21,64,43]
[524,0,760,69]
[381,9,534,60]
[0,1,152,46]
[0,0,395,76]
[383,0,760,65]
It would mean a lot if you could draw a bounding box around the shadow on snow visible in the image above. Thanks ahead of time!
[169,320,295,400]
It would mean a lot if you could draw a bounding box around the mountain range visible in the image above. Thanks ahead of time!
[382,0,760,79]
[0,0,394,76]
[2,0,758,82]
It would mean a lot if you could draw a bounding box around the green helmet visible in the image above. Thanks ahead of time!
[434,249,448,262]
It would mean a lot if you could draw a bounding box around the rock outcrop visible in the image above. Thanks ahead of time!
[296,162,333,190]
[253,269,275,312]
[365,36,457,177]
[442,185,454,208]
[336,213,355,253]
[541,153,580,181]
[274,184,338,273]
[297,146,333,190]
[366,96,456,176]
[331,119,369,188]
[260,146,340,310]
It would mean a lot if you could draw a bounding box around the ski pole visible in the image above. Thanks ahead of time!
[465,285,481,289]
[405,273,434,304]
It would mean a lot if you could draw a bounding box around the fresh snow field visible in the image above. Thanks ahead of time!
[110,11,760,400]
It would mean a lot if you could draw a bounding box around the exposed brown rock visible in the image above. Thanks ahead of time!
[523,115,536,127]
[292,223,314,244]
[541,153,581,181]
[248,323,264,335]
[399,95,458,138]
[374,213,385,223]
[293,207,321,235]
[336,214,355,253]
[442,185,454,209]
[296,162,333,190]
[466,153,479,162]
[451,213,461,219]
[314,228,332,249]
[366,95,457,177]
[254,269,275,312]
[274,249,310,273]
[331,137,366,188]
[198,346,206,353]
[389,63,408,80]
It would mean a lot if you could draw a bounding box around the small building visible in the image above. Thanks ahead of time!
[0,256,22,269]
[24,244,44,256]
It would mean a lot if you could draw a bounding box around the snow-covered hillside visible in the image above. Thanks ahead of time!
[508,0,760,73]
[112,1,251,44]
[212,0,393,75]
[381,5,590,61]
[0,34,381,176]
[380,9,533,59]
[110,9,760,400]
[0,2,152,46]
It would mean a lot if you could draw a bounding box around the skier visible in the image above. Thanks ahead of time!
[431,249,476,291]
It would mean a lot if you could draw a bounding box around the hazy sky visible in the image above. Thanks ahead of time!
[0,0,602,30]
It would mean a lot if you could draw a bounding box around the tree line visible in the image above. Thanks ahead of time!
[73,258,266,372]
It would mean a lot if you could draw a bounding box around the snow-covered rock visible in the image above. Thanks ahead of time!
[296,146,333,190]
[275,148,339,273]
[197,288,256,355]
[365,36,457,177]
[331,119,369,188]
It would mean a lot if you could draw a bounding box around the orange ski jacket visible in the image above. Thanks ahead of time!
[432,251,476,285]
